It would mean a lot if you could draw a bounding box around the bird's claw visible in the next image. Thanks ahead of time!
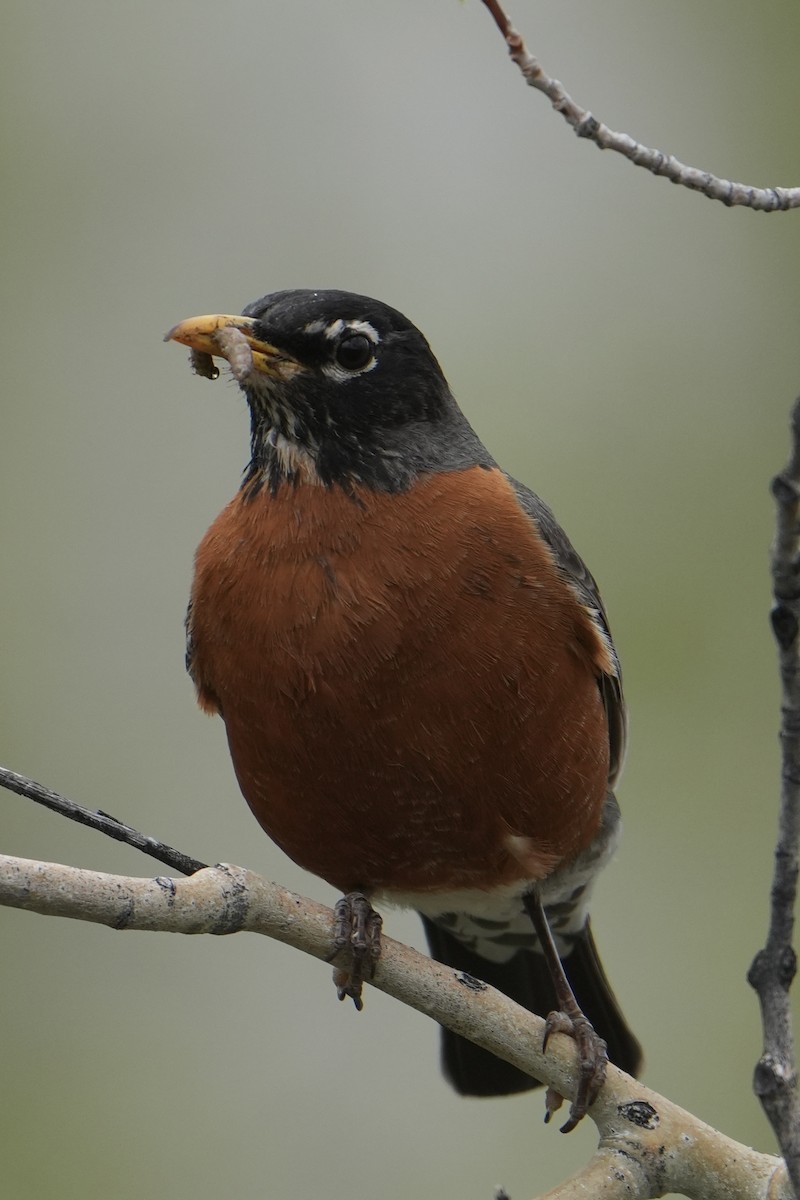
[327,892,382,1010]
[542,1010,608,1133]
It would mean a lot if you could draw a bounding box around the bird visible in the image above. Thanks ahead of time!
[165,288,642,1131]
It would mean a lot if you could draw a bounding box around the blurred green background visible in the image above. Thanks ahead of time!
[2,2,799,1196]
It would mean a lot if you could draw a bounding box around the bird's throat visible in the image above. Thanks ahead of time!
[264,429,321,487]
[245,415,411,496]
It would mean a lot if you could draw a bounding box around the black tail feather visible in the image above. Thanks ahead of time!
[421,914,642,1097]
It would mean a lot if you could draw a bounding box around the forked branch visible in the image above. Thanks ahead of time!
[0,852,790,1200]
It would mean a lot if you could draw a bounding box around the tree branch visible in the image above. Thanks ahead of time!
[0,764,206,876]
[0,852,790,1200]
[479,0,800,212]
[748,397,800,1194]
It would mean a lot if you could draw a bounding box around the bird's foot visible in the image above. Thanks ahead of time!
[522,890,608,1132]
[542,1009,608,1133]
[327,892,382,1011]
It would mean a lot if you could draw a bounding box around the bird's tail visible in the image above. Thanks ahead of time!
[420,914,642,1096]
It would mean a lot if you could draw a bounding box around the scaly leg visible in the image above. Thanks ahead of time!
[523,889,608,1133]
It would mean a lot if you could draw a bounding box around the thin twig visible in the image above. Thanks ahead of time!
[748,398,800,1196]
[0,853,790,1200]
[479,0,800,212]
[0,765,207,877]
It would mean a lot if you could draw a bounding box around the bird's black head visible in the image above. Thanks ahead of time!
[166,289,492,493]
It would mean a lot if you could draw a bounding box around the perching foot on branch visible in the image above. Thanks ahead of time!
[542,1009,608,1133]
[328,892,383,1011]
[523,889,608,1132]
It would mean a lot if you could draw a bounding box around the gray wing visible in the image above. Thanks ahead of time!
[184,600,196,678]
[507,473,627,787]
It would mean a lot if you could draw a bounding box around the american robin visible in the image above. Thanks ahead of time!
[165,289,641,1131]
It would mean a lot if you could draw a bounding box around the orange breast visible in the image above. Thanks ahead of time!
[188,466,610,895]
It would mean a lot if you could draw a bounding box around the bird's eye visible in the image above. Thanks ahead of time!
[334,333,374,372]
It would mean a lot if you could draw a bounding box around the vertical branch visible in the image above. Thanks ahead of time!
[749,397,800,1195]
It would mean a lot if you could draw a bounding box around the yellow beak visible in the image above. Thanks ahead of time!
[164,313,297,379]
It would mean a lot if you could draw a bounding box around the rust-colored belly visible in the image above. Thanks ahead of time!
[188,467,610,895]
